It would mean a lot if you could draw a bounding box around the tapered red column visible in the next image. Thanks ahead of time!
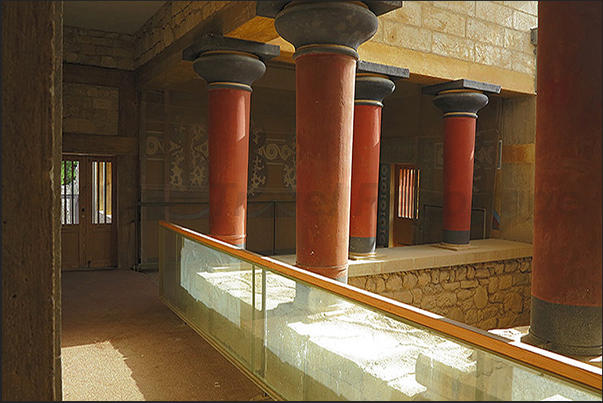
[184,34,279,247]
[349,62,408,257]
[274,1,384,282]
[522,1,602,356]
[206,87,251,247]
[294,51,357,280]
[423,80,500,247]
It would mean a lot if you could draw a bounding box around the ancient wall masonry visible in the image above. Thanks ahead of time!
[63,83,119,135]
[130,1,537,78]
[133,1,229,67]
[373,1,538,76]
[63,26,135,70]
[348,257,532,331]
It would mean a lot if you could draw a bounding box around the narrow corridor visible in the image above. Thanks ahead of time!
[61,268,271,401]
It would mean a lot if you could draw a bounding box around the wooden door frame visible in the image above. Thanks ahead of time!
[391,163,420,247]
[61,154,117,270]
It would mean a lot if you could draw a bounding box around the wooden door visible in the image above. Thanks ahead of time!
[61,156,116,270]
[392,164,420,246]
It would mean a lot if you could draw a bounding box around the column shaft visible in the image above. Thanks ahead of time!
[443,116,477,245]
[349,103,382,255]
[295,51,357,281]
[526,0,602,356]
[423,84,494,246]
[208,87,251,247]
[185,35,278,248]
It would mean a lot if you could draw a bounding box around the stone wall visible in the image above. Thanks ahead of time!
[130,1,538,94]
[348,257,532,331]
[134,1,229,67]
[2,1,63,399]
[492,95,536,243]
[63,26,135,70]
[373,1,538,76]
[62,83,119,135]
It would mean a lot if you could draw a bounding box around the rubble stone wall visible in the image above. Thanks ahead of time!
[348,257,532,331]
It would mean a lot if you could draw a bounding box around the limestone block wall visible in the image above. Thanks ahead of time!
[348,257,532,331]
[62,83,119,135]
[133,1,229,67]
[63,26,135,70]
[130,1,538,94]
[372,1,538,76]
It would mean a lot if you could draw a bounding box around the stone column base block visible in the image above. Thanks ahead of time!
[431,242,478,252]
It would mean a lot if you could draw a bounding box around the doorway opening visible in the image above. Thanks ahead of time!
[61,155,117,270]
[392,163,420,246]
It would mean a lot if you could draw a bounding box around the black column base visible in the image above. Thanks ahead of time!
[443,229,470,245]
[349,236,376,256]
[522,296,602,356]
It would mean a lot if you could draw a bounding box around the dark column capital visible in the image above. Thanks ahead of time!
[423,78,500,118]
[258,1,402,18]
[183,34,280,91]
[355,60,409,106]
[355,75,395,106]
[273,1,381,59]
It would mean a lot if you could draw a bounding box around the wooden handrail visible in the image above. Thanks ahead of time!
[159,220,602,392]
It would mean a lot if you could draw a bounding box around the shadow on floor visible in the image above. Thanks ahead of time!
[61,267,270,401]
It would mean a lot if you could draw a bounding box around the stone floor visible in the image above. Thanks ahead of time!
[61,267,271,401]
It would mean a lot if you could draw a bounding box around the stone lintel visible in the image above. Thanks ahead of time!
[182,33,280,62]
[357,60,409,81]
[257,1,403,19]
[422,78,501,96]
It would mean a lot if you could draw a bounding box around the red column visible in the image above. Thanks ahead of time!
[295,51,357,281]
[442,113,479,246]
[349,71,398,257]
[423,82,498,247]
[349,103,382,257]
[207,87,251,247]
[185,35,279,247]
[274,1,379,282]
[524,1,602,356]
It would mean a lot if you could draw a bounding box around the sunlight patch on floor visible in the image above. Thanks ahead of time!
[62,341,144,401]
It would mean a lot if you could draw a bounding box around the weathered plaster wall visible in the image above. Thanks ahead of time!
[492,96,536,243]
[138,67,297,267]
[349,257,532,331]
[2,1,63,400]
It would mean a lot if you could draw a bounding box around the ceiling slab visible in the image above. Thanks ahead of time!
[63,1,166,35]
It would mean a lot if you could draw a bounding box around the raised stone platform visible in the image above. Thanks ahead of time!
[273,238,533,277]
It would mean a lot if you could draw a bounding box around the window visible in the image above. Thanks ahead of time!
[92,161,112,224]
[61,160,80,225]
[397,165,419,220]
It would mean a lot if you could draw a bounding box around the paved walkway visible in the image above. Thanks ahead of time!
[61,268,270,401]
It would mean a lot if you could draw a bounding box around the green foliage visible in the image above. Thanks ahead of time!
[61,161,78,186]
